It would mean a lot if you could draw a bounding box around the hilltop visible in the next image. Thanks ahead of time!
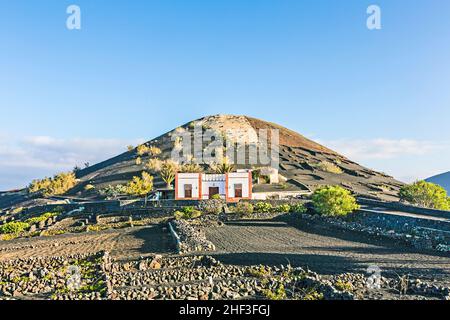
[0,114,403,210]
[72,114,402,200]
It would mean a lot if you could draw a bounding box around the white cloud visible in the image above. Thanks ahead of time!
[316,138,450,183]
[1,134,449,190]
[319,138,449,160]
[0,135,144,190]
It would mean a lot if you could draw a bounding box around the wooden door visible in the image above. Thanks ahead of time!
[209,187,219,199]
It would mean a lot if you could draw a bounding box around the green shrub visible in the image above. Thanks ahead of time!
[263,284,286,300]
[315,161,343,174]
[100,184,128,199]
[272,204,291,213]
[0,221,30,234]
[302,290,324,300]
[211,194,221,200]
[289,203,307,214]
[125,172,154,197]
[312,186,360,217]
[174,206,203,220]
[29,172,77,196]
[25,212,59,225]
[254,202,273,213]
[399,181,450,210]
[334,279,354,292]
[11,207,24,214]
[234,202,254,215]
[174,211,185,220]
[84,184,95,191]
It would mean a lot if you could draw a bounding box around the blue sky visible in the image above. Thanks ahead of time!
[0,0,449,190]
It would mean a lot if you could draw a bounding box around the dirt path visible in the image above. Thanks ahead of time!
[204,219,450,282]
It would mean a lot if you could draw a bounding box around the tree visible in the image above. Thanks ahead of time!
[180,162,203,173]
[159,160,179,189]
[312,185,360,217]
[29,172,77,197]
[145,158,162,172]
[209,157,234,174]
[136,144,162,157]
[125,172,154,202]
[399,181,450,210]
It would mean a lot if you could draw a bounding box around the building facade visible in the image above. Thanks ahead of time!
[175,171,252,202]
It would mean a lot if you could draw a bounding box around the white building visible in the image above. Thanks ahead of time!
[175,171,252,202]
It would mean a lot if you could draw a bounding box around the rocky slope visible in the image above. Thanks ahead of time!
[73,114,402,200]
[1,114,403,210]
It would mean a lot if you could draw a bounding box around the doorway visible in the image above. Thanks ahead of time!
[209,187,219,199]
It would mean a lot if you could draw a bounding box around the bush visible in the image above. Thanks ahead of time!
[315,161,343,174]
[84,184,95,191]
[136,144,150,156]
[399,181,450,210]
[312,186,360,217]
[136,144,162,157]
[25,212,59,225]
[289,203,307,214]
[0,221,30,234]
[29,172,77,196]
[125,172,154,197]
[100,184,128,199]
[272,204,291,213]
[211,194,221,200]
[254,202,273,213]
[233,202,254,215]
[180,162,204,173]
[174,206,203,220]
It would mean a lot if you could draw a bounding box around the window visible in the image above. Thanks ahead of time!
[234,183,243,198]
[184,184,192,198]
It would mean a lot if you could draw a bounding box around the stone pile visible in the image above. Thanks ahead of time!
[2,251,448,300]
[296,213,450,252]
[107,255,356,300]
[0,252,106,299]
[170,220,216,253]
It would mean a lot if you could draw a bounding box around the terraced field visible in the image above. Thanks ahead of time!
[0,224,174,262]
[204,219,450,282]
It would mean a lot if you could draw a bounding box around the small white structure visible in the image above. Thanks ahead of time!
[175,171,252,202]
[258,167,279,184]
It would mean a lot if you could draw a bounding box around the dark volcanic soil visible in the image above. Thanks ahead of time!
[0,225,175,262]
[204,219,450,283]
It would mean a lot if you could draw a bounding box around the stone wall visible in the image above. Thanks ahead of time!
[358,198,450,219]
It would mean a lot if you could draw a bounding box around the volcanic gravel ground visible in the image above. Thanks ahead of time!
[204,219,450,284]
[0,225,175,262]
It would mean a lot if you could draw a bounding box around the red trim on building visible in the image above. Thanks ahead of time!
[248,171,253,200]
[198,173,202,200]
[175,173,179,200]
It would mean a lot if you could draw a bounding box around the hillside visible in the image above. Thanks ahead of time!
[426,172,450,193]
[0,114,404,210]
[71,114,402,200]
